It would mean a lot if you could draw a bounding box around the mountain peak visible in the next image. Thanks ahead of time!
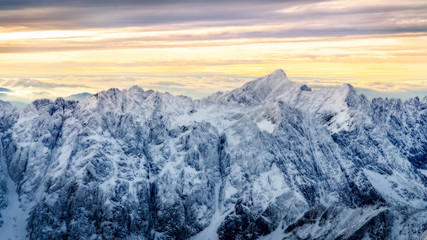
[268,68,287,78]
[254,68,289,87]
[204,69,293,105]
[244,68,292,100]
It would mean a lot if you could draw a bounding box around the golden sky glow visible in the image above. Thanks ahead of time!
[0,0,426,103]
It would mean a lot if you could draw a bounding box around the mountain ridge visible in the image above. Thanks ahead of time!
[0,69,426,240]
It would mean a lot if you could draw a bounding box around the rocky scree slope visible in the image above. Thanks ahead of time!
[0,69,426,240]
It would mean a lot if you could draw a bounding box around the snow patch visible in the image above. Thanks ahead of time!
[257,220,285,240]
[363,169,425,207]
[252,164,289,210]
[0,168,31,240]
[256,119,275,134]
[224,181,238,200]
[190,184,225,240]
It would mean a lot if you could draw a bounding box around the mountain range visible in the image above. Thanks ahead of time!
[0,69,426,240]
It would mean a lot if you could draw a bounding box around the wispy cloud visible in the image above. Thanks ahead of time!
[1,0,426,36]
[0,78,87,88]
[154,81,185,87]
[0,0,426,99]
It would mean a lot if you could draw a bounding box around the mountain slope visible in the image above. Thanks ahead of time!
[0,70,426,240]
[65,92,92,101]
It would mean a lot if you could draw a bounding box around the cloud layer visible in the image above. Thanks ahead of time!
[0,0,426,101]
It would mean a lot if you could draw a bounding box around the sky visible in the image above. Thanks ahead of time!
[0,0,426,103]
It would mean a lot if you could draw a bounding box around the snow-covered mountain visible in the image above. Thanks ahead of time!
[65,92,92,101]
[0,69,426,240]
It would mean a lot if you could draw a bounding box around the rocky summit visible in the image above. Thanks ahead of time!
[0,69,426,240]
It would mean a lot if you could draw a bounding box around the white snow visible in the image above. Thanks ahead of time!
[223,181,238,200]
[363,169,425,207]
[256,119,275,134]
[252,164,289,210]
[172,104,249,133]
[0,141,30,240]
[257,220,285,240]
[364,169,407,204]
[0,179,29,240]
[419,230,427,240]
[190,184,226,240]
[334,207,387,239]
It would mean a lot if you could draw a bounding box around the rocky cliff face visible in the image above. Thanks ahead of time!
[0,70,426,240]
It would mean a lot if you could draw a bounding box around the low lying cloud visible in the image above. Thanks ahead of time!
[154,81,185,87]
[0,87,11,92]
[0,73,425,104]
[0,78,87,88]
[0,0,425,102]
[356,87,427,100]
